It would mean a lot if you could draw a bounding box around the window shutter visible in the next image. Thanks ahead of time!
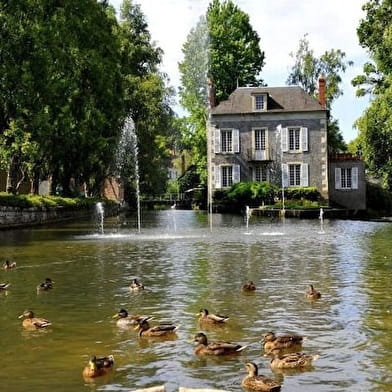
[281,127,288,152]
[233,129,240,153]
[214,165,221,188]
[233,164,241,183]
[265,128,269,152]
[300,163,309,186]
[214,129,221,153]
[282,163,289,187]
[301,127,308,151]
[335,168,341,189]
[352,167,358,189]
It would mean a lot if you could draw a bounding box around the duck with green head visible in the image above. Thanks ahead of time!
[112,309,152,327]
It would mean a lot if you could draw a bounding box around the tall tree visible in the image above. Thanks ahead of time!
[116,0,177,197]
[352,0,392,190]
[178,0,265,183]
[287,34,352,153]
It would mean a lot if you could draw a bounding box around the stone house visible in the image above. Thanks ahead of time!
[207,79,366,210]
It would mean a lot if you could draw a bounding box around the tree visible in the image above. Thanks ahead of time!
[116,0,178,197]
[207,0,265,103]
[352,0,392,190]
[287,34,352,153]
[178,0,265,183]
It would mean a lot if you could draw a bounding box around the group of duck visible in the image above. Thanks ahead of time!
[2,262,323,391]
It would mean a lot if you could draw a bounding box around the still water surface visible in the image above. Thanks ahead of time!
[1,210,392,392]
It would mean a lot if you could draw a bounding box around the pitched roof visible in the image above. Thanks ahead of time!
[211,86,325,115]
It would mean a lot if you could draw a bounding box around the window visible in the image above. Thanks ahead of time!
[289,164,301,186]
[253,94,267,111]
[221,166,233,187]
[214,128,239,154]
[254,166,267,182]
[335,167,358,190]
[288,128,300,151]
[215,164,241,188]
[282,163,308,187]
[254,129,266,150]
[221,130,232,153]
[281,126,308,152]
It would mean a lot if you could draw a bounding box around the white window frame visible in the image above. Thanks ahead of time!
[253,127,269,160]
[281,126,308,153]
[215,164,241,188]
[253,165,268,182]
[282,162,309,187]
[214,128,240,154]
[335,167,358,190]
[253,94,267,111]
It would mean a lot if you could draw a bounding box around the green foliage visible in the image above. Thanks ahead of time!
[286,34,351,151]
[366,182,392,216]
[207,0,265,103]
[274,199,321,209]
[0,193,106,209]
[178,166,201,194]
[178,0,265,185]
[223,181,278,206]
[284,187,320,201]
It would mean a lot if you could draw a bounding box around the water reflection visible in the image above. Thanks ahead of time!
[0,211,391,391]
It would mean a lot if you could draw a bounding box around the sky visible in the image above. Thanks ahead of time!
[109,0,371,143]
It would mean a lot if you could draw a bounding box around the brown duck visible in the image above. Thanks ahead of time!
[18,310,52,329]
[242,280,256,292]
[305,284,321,300]
[197,308,229,324]
[82,355,114,378]
[242,362,281,392]
[134,317,178,337]
[193,332,247,356]
[112,309,151,327]
[262,331,304,353]
[269,350,319,369]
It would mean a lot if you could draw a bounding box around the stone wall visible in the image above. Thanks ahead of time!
[0,206,95,229]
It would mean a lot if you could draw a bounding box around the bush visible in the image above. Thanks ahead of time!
[220,181,278,207]
[366,182,392,215]
[284,187,320,201]
[0,193,112,210]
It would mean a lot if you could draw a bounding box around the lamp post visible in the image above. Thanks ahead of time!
[276,124,285,217]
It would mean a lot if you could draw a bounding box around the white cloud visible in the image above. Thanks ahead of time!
[110,0,370,142]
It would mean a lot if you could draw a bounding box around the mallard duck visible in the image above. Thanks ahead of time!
[269,350,319,369]
[242,362,281,392]
[262,332,304,353]
[129,278,144,291]
[197,308,229,324]
[0,282,10,290]
[134,317,178,337]
[305,284,321,300]
[112,309,151,327]
[3,260,16,270]
[18,310,52,329]
[242,280,256,292]
[37,278,54,291]
[82,355,114,378]
[193,332,247,356]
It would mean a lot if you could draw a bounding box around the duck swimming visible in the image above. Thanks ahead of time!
[197,308,229,324]
[242,280,256,292]
[0,282,10,290]
[305,284,321,300]
[262,332,304,353]
[37,278,54,291]
[3,260,16,270]
[18,310,51,329]
[134,317,178,337]
[82,355,114,378]
[129,278,144,291]
[112,309,151,327]
[269,349,319,369]
[193,332,247,356]
[242,362,281,392]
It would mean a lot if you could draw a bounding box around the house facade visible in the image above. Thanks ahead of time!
[207,82,329,203]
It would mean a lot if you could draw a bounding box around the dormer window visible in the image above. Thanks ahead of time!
[253,94,267,111]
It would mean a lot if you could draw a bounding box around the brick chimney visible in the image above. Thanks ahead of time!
[207,77,216,109]
[318,75,326,109]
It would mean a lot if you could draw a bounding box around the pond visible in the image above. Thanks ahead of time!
[1,210,392,392]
